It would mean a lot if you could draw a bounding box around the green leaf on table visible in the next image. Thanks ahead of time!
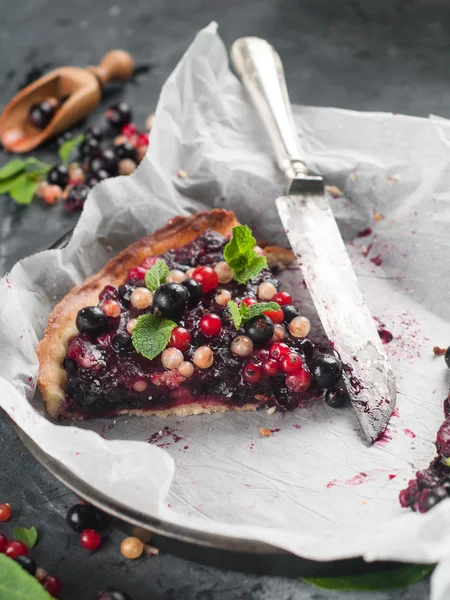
[132,314,176,361]
[302,564,434,591]
[14,526,38,548]
[9,174,37,205]
[0,159,26,180]
[58,134,85,166]
[145,259,170,292]
[0,554,53,600]
[0,175,23,195]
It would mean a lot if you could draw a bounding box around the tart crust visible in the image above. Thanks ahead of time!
[37,210,294,420]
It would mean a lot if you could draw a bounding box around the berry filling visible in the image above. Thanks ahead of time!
[62,230,332,418]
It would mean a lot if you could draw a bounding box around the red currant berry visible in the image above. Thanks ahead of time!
[280,352,304,374]
[136,132,149,147]
[192,266,218,293]
[243,361,263,384]
[269,342,290,361]
[169,326,192,350]
[5,540,28,558]
[199,314,222,336]
[141,256,158,269]
[121,123,138,136]
[286,367,312,393]
[263,358,280,377]
[263,308,284,324]
[43,575,62,597]
[0,503,11,521]
[273,291,293,306]
[80,529,102,550]
[241,297,257,307]
[127,266,147,284]
[252,348,270,361]
[0,534,8,553]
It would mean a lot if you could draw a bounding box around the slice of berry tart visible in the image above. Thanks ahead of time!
[38,209,342,420]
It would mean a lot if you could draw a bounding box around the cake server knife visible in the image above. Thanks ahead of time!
[231,37,396,444]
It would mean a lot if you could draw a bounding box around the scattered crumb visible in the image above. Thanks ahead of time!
[373,213,384,222]
[433,346,446,356]
[79,247,84,253]
[349,172,356,182]
[325,185,342,198]
[388,174,401,182]
[260,427,272,437]
[144,544,159,557]
[105,245,113,252]
[433,389,436,394]
[267,406,276,415]
[361,500,367,504]
[177,169,188,179]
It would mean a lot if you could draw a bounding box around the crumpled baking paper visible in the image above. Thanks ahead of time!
[2,22,450,598]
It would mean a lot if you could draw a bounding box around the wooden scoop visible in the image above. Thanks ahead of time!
[0,50,135,153]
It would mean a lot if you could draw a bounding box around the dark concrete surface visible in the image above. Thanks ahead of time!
[0,0,445,597]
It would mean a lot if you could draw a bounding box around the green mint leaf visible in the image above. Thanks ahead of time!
[9,174,37,205]
[228,300,242,329]
[0,554,53,599]
[233,255,267,285]
[242,302,279,322]
[58,134,85,166]
[132,314,176,361]
[0,174,25,195]
[145,260,170,292]
[228,301,280,330]
[223,224,256,264]
[302,564,434,591]
[0,159,26,180]
[223,225,267,284]
[14,526,38,549]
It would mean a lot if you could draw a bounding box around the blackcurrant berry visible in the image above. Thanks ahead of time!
[64,184,90,212]
[324,387,348,408]
[98,590,133,600]
[313,354,342,388]
[115,142,137,161]
[76,306,108,335]
[66,503,109,533]
[105,102,132,128]
[153,283,189,318]
[244,314,274,345]
[47,164,69,188]
[281,305,299,323]
[15,555,36,575]
[28,101,55,129]
[181,278,202,305]
[89,148,118,176]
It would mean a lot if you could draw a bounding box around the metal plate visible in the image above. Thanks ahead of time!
[11,230,403,578]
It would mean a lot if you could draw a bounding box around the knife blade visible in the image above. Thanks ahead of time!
[231,37,396,444]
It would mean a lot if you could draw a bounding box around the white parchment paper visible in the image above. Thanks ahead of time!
[2,22,450,598]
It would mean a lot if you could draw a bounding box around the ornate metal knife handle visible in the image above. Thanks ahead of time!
[231,37,308,181]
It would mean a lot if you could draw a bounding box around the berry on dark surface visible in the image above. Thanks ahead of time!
[324,387,348,408]
[313,354,342,388]
[80,137,100,157]
[269,342,290,361]
[436,418,450,457]
[298,339,314,362]
[80,528,101,550]
[153,283,189,318]
[85,124,103,141]
[76,306,108,335]
[93,168,110,181]
[105,102,132,128]
[99,590,133,600]
[200,314,222,336]
[273,291,292,306]
[0,533,8,552]
[169,327,192,351]
[43,575,62,597]
[115,141,137,161]
[28,100,55,129]
[47,164,69,188]
[244,314,274,345]
[5,540,28,558]
[281,305,299,323]
[181,278,202,305]
[285,368,312,393]
[192,266,218,293]
[66,502,109,532]
[280,352,304,375]
[64,184,89,212]
[445,347,450,369]
[89,148,118,176]
[15,555,36,575]
[57,130,73,146]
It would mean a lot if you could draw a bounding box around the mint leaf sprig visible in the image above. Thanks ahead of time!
[223,225,267,284]
[0,554,53,600]
[228,300,280,329]
[145,259,170,292]
[58,134,84,166]
[0,157,52,205]
[132,314,176,361]
[14,526,38,549]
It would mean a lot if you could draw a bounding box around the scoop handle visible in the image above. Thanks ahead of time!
[231,37,307,181]
[87,50,135,86]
